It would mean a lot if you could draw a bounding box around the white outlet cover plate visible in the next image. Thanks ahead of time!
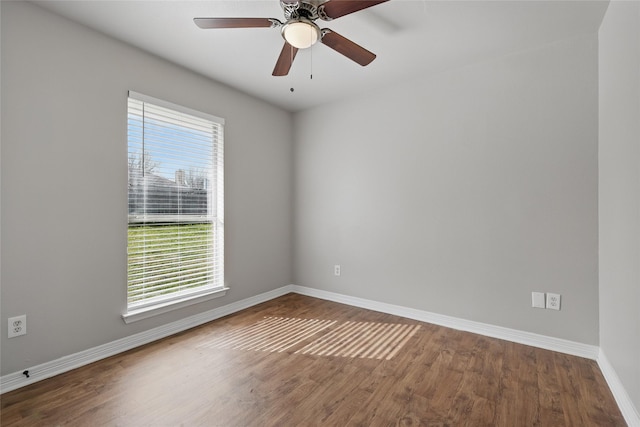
[546,293,561,310]
[8,314,27,338]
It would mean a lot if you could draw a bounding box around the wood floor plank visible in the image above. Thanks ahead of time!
[0,293,626,426]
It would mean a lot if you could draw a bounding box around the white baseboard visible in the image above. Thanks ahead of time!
[290,285,599,360]
[0,285,294,394]
[598,349,640,427]
[3,283,637,427]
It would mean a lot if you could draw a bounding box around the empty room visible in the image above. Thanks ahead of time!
[1,0,638,425]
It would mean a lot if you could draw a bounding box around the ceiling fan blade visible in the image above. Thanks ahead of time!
[320,29,376,66]
[194,17,278,29]
[319,0,389,20]
[273,42,299,76]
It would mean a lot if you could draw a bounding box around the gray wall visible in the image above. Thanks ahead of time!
[0,1,293,375]
[599,0,640,411]
[294,34,600,344]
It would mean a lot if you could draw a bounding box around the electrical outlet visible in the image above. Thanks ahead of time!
[546,293,561,310]
[532,292,546,308]
[334,265,341,276]
[8,315,27,338]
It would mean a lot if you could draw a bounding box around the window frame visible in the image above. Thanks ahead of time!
[123,91,226,324]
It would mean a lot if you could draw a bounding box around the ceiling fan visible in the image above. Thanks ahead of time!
[194,0,389,76]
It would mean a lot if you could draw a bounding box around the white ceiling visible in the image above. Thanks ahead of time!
[32,0,609,112]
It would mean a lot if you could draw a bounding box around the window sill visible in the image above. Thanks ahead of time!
[122,287,229,324]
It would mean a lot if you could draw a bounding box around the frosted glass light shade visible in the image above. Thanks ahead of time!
[282,20,320,49]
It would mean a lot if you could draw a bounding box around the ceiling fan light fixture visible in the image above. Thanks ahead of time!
[282,19,320,49]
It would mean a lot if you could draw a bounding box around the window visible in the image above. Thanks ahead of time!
[124,91,225,323]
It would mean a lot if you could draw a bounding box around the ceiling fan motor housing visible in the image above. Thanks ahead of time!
[281,0,321,21]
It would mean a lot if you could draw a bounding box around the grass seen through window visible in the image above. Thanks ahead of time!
[127,223,214,304]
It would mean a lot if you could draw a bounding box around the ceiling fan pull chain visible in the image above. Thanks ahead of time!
[310,29,313,80]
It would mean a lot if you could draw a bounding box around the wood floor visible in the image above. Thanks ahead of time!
[1,293,625,426]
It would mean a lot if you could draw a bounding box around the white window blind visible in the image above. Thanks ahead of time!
[127,91,224,312]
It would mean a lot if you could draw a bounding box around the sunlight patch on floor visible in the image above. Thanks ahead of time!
[201,317,421,360]
[295,321,421,360]
[200,317,336,353]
